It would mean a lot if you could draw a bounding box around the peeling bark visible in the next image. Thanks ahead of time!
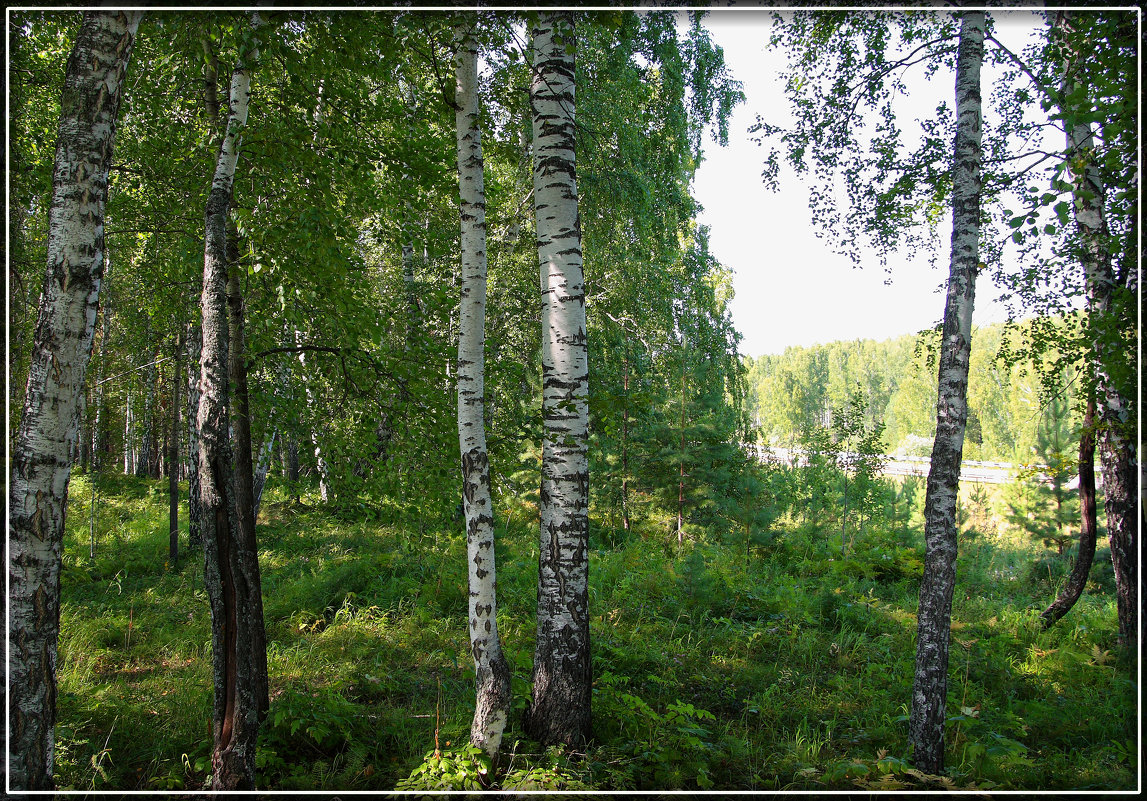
[455,20,512,758]
[524,11,592,747]
[908,10,984,776]
[7,11,140,790]
[196,18,265,788]
[1056,11,1137,648]
[227,232,269,722]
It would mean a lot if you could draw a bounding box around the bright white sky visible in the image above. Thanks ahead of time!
[692,10,1045,357]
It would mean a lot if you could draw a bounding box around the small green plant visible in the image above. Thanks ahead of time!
[395,744,491,791]
[595,672,718,789]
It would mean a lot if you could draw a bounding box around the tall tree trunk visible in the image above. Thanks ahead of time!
[252,430,276,521]
[621,340,631,531]
[226,236,269,721]
[139,341,156,476]
[77,390,91,470]
[677,352,687,545]
[284,436,301,502]
[124,389,135,474]
[524,11,592,747]
[169,336,181,563]
[196,19,264,788]
[1056,11,1137,648]
[1041,398,1098,627]
[908,10,984,776]
[7,11,140,790]
[455,19,512,759]
[186,322,203,549]
[90,258,112,469]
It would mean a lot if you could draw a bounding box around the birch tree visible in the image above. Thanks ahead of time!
[987,9,1137,641]
[169,333,181,562]
[909,10,985,775]
[227,227,270,720]
[454,17,512,758]
[186,321,204,549]
[7,10,140,790]
[524,10,592,746]
[195,15,266,788]
[1053,11,1137,646]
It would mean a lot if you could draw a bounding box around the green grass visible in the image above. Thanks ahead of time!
[53,471,1136,791]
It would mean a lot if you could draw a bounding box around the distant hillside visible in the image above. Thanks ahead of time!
[741,320,1083,464]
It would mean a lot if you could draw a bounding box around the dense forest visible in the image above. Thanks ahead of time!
[7,7,1139,792]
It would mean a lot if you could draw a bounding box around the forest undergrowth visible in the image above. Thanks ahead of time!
[55,471,1135,791]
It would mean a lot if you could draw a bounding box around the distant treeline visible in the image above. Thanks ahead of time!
[743,319,1082,465]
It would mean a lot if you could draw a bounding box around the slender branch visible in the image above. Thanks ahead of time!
[984,32,1058,106]
[94,355,174,387]
[248,344,343,363]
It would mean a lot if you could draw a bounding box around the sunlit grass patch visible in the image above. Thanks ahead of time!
[52,472,1135,790]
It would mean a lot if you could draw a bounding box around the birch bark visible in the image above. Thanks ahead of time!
[227,234,270,720]
[908,9,984,776]
[7,10,140,789]
[186,322,203,549]
[170,336,181,562]
[455,19,512,758]
[1055,11,1137,647]
[90,256,114,469]
[252,430,276,520]
[196,18,265,788]
[124,389,135,473]
[524,10,592,746]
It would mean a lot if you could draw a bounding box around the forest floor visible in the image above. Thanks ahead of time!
[55,471,1136,791]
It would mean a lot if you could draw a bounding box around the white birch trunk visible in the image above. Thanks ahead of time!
[196,18,264,787]
[1056,10,1137,648]
[455,20,512,758]
[124,389,135,474]
[909,10,984,776]
[524,11,592,747]
[7,11,140,789]
[252,429,276,521]
[186,321,203,548]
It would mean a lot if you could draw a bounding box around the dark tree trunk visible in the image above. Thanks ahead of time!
[909,10,984,777]
[285,436,301,501]
[1041,398,1098,627]
[226,232,269,722]
[1056,10,1138,649]
[7,11,140,790]
[197,22,265,788]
